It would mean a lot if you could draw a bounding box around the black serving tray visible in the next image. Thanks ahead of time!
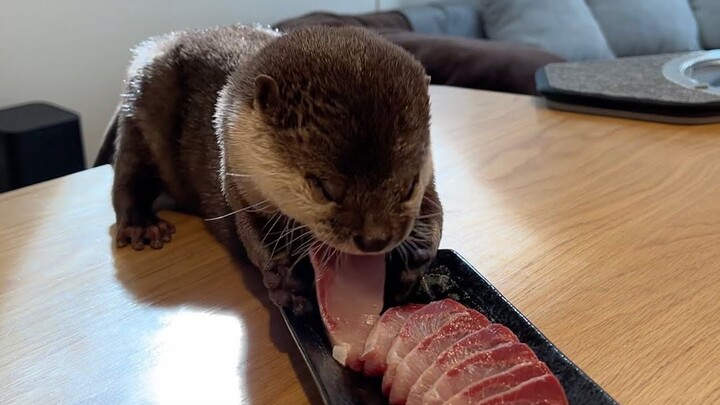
[280,249,619,405]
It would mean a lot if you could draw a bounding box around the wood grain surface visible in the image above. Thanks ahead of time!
[0,163,321,405]
[2,85,720,405]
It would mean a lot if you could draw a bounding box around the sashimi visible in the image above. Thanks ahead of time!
[475,374,570,405]
[311,247,386,372]
[423,343,539,405]
[310,253,569,405]
[361,303,425,377]
[382,298,467,395]
[388,309,490,404]
[406,324,518,405]
[444,362,552,404]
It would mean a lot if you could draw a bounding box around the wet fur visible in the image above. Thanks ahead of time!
[102,24,443,314]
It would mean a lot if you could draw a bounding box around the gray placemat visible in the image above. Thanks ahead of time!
[543,53,720,105]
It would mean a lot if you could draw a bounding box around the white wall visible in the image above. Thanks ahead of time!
[0,0,380,165]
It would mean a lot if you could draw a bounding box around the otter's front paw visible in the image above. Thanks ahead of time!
[116,214,176,250]
[385,247,436,306]
[262,256,314,315]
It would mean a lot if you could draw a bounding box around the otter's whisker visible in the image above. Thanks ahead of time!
[269,216,293,259]
[319,244,335,269]
[278,228,311,252]
[415,212,443,220]
[261,211,285,245]
[262,210,283,232]
[323,248,338,270]
[407,233,431,246]
[289,239,320,271]
[204,199,270,221]
[413,218,436,227]
[280,219,304,241]
[225,172,252,178]
[411,223,435,238]
[409,226,433,239]
[296,233,318,251]
[293,237,316,255]
[422,194,443,210]
[320,246,331,268]
[405,238,422,252]
[260,218,279,245]
[287,219,297,247]
[396,243,410,270]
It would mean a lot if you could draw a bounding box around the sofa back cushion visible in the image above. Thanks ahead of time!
[480,0,615,61]
[586,0,701,57]
[401,2,482,38]
[690,0,720,49]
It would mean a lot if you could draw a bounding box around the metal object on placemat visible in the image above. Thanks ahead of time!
[536,50,720,124]
[281,249,619,405]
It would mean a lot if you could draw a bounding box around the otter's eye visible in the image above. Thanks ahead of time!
[402,174,419,201]
[307,175,346,203]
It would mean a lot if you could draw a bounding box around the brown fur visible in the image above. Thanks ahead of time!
[102,24,443,314]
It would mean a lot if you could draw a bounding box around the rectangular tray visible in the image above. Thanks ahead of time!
[281,249,619,405]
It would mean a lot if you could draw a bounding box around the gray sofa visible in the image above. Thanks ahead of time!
[401,0,718,60]
[275,0,720,95]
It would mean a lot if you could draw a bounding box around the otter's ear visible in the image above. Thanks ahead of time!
[253,74,280,113]
[425,75,431,85]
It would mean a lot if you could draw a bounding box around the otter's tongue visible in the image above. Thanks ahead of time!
[310,248,386,371]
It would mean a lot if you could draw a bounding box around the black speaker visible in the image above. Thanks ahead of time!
[0,102,85,193]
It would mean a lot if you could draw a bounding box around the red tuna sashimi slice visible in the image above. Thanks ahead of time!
[388,309,490,404]
[311,248,386,372]
[475,374,569,405]
[382,298,467,395]
[422,343,539,405]
[406,324,519,405]
[360,303,426,377]
[444,362,553,404]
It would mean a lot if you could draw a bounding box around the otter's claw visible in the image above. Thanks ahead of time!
[386,246,436,306]
[263,256,313,315]
[116,217,176,250]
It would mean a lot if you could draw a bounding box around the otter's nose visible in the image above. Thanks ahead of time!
[353,235,391,253]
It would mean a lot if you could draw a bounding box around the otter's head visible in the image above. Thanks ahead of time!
[220,26,432,256]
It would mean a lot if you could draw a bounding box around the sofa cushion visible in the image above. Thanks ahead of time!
[690,0,720,49]
[380,29,565,95]
[273,11,411,32]
[480,0,614,62]
[586,0,701,56]
[400,2,482,38]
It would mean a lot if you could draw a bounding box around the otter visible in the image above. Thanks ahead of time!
[96,24,443,314]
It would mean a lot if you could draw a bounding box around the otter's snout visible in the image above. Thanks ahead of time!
[349,214,413,254]
[353,235,392,253]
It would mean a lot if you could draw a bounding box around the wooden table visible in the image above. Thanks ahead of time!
[2,86,720,405]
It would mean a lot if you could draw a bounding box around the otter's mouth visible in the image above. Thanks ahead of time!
[309,245,386,370]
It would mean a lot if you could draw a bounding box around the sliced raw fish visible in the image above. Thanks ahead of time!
[406,324,518,405]
[382,299,467,395]
[311,248,386,372]
[361,303,426,377]
[444,362,552,404]
[474,374,570,405]
[423,343,539,405]
[388,309,490,404]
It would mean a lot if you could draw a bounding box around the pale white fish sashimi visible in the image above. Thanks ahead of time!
[423,342,539,405]
[406,324,519,405]
[381,298,468,395]
[388,309,490,404]
[311,247,387,372]
[360,303,426,377]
